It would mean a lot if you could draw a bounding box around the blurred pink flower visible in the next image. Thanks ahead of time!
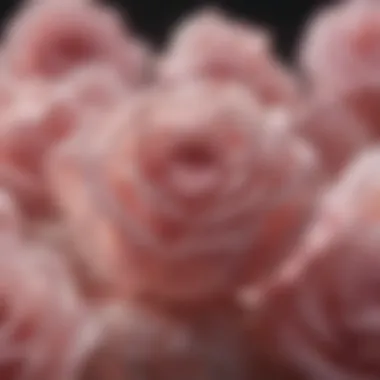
[3,0,150,85]
[0,80,81,216]
[50,80,323,301]
[255,224,380,380]
[158,9,299,107]
[299,0,380,135]
[245,148,380,380]
[0,239,102,380]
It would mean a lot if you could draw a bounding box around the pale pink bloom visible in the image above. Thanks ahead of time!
[300,0,380,91]
[0,240,102,380]
[3,0,150,85]
[51,80,323,300]
[299,0,380,134]
[254,222,380,380]
[158,9,299,107]
[268,149,380,282]
[0,80,81,216]
[251,150,380,378]
[248,150,380,379]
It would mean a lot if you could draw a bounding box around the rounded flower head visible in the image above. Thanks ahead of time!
[158,9,299,107]
[299,0,380,134]
[0,80,82,216]
[51,80,323,300]
[0,239,102,380]
[250,147,380,379]
[271,149,380,281]
[254,223,380,380]
[3,0,149,85]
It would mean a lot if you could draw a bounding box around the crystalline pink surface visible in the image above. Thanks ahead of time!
[50,80,323,300]
[3,0,149,85]
[158,10,299,107]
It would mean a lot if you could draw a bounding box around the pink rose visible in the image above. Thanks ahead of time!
[51,80,323,300]
[255,225,380,380]
[299,0,380,135]
[0,80,81,216]
[0,238,101,380]
[158,9,299,107]
[3,0,150,85]
[253,148,380,379]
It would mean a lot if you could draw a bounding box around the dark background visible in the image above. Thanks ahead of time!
[110,0,329,59]
[0,0,329,59]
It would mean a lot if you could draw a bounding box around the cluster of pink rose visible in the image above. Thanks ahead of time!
[1,0,380,379]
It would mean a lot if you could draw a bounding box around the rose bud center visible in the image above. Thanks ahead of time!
[168,137,220,199]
